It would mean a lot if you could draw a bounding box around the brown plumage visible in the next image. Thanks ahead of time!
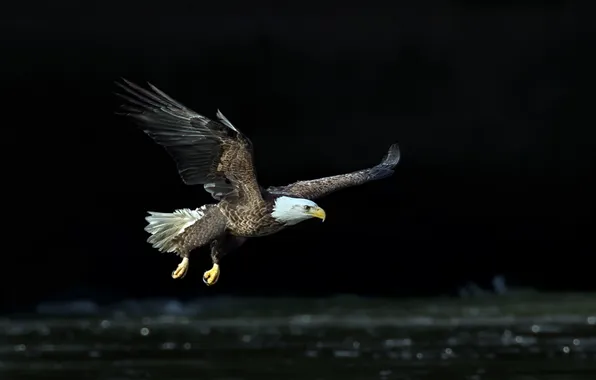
[115,79,400,285]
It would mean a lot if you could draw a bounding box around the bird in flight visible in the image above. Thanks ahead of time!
[116,79,401,286]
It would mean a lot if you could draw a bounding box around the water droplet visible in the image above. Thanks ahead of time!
[416,353,423,359]
[531,325,540,333]
[445,347,453,354]
[305,350,318,357]
[333,349,359,358]
[295,314,312,324]
[100,320,111,329]
[515,336,523,343]
[161,342,176,350]
[41,344,55,352]
[183,342,192,350]
[384,338,411,347]
[573,339,580,346]
[587,316,596,325]
[140,327,150,336]
[88,350,100,358]
[14,344,26,352]
[563,346,570,353]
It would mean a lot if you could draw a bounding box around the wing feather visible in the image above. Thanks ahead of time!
[266,144,400,200]
[115,79,260,201]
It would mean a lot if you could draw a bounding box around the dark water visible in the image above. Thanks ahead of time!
[2,293,596,379]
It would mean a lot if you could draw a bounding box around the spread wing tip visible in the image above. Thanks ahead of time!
[113,78,193,118]
[380,143,401,169]
[113,79,158,114]
[367,143,400,181]
[113,78,147,99]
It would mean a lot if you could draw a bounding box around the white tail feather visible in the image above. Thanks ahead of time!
[144,206,207,253]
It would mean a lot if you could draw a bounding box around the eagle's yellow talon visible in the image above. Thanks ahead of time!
[203,263,220,286]
[171,257,189,279]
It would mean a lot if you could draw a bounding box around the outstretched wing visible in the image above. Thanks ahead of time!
[266,144,400,200]
[116,79,261,202]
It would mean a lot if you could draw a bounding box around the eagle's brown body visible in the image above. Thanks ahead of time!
[116,79,400,285]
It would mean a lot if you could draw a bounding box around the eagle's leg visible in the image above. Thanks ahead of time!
[203,235,247,286]
[172,252,190,279]
[202,241,222,286]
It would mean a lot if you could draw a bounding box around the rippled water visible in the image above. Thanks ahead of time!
[2,294,596,379]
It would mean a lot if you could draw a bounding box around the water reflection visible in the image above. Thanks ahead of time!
[1,294,596,379]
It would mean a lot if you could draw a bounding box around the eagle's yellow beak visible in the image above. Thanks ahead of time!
[308,206,326,222]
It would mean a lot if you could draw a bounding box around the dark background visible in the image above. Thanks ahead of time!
[2,2,594,313]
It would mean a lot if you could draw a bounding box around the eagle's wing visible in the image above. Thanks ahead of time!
[116,79,261,202]
[266,144,400,200]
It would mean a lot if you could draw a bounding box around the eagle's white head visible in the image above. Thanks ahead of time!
[271,196,326,225]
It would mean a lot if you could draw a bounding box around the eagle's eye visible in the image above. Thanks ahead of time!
[303,205,311,211]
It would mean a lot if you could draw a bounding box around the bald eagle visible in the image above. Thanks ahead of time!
[116,79,400,286]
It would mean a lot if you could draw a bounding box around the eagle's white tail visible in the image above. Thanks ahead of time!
[144,207,207,253]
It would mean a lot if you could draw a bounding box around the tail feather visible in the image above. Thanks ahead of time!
[144,207,207,253]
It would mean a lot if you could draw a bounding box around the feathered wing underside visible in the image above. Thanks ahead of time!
[266,144,400,200]
[115,79,261,202]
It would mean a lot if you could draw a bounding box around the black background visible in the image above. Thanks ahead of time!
[2,2,594,313]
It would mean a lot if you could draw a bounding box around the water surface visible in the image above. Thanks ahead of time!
[2,294,595,379]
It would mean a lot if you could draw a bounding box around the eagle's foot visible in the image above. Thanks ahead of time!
[203,263,220,286]
[171,257,189,279]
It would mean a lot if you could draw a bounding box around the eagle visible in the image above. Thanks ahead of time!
[116,79,401,286]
